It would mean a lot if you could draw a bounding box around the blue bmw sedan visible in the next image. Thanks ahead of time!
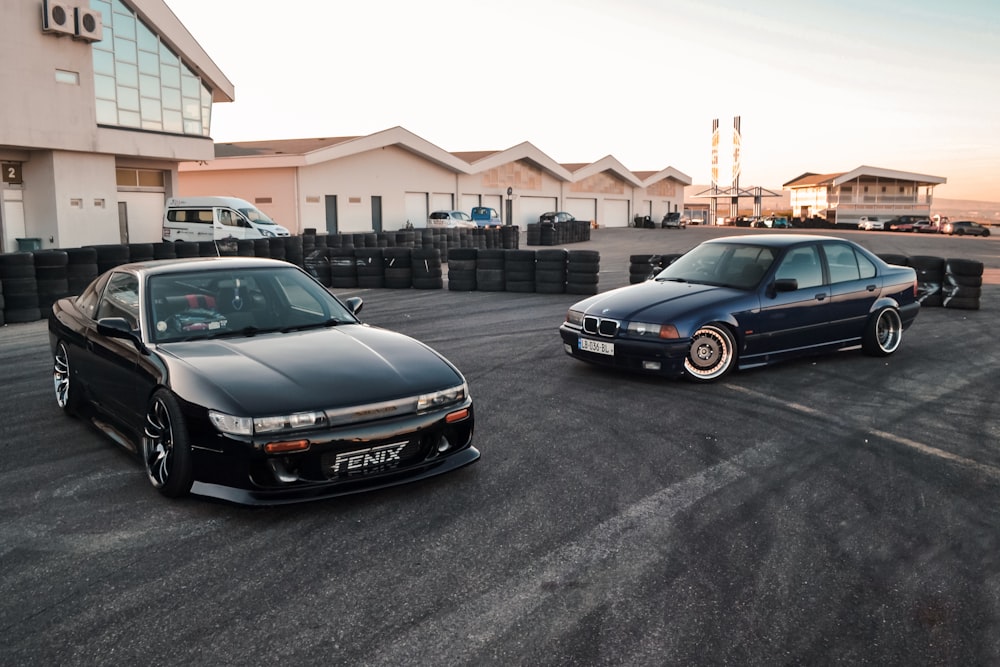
[559,235,920,382]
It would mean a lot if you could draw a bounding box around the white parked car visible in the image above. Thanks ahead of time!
[427,210,477,229]
[858,216,885,231]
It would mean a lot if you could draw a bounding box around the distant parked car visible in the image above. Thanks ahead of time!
[470,206,501,227]
[662,212,686,229]
[539,212,576,225]
[858,216,884,231]
[427,210,476,229]
[942,220,990,237]
[912,219,939,233]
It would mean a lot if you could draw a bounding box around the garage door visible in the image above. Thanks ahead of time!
[565,198,596,224]
[460,194,479,213]
[430,193,454,212]
[405,192,428,227]
[603,199,631,228]
[517,196,557,227]
[118,191,166,243]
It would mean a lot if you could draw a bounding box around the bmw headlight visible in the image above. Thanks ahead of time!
[566,309,585,326]
[417,383,468,412]
[626,321,680,339]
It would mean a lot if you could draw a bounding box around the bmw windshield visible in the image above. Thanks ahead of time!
[654,243,777,290]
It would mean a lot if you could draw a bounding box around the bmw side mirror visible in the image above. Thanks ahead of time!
[767,278,799,297]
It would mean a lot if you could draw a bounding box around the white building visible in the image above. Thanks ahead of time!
[0,0,233,252]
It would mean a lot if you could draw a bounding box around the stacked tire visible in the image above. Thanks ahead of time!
[0,253,40,324]
[476,249,506,292]
[153,242,178,260]
[267,237,286,260]
[566,250,600,295]
[283,236,304,267]
[383,248,413,289]
[943,258,983,310]
[628,254,656,284]
[446,248,477,292]
[66,247,99,295]
[504,250,536,293]
[33,250,70,313]
[411,248,443,289]
[173,241,200,258]
[908,256,945,307]
[328,248,357,288]
[535,249,568,294]
[90,244,130,273]
[355,248,385,289]
[128,243,155,263]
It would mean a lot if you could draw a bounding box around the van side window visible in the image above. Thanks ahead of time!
[167,209,213,224]
[219,209,237,227]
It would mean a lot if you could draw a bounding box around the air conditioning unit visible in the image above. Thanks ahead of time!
[42,0,75,36]
[74,7,103,42]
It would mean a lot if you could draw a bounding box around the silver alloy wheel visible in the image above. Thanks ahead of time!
[875,308,903,354]
[684,324,735,381]
[143,396,174,488]
[53,342,71,409]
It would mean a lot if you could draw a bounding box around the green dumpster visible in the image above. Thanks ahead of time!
[16,238,41,252]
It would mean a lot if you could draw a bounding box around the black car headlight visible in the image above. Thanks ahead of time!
[417,383,468,412]
[208,410,325,436]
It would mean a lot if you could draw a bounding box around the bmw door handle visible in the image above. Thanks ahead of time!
[866,284,877,292]
[815,293,827,301]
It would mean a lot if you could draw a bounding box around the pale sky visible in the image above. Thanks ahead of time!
[164,0,1000,201]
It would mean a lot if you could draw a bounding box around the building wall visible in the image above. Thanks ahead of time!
[177,166,299,232]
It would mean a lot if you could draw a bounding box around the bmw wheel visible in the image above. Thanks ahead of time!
[684,324,736,382]
[53,341,81,415]
[862,308,903,357]
[143,389,194,498]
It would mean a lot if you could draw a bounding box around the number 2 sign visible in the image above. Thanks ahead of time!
[2,163,22,184]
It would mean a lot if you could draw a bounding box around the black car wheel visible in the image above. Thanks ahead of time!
[143,389,194,498]
[53,341,81,415]
[862,308,902,357]
[684,324,736,382]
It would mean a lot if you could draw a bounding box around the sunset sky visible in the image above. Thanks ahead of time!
[164,0,999,201]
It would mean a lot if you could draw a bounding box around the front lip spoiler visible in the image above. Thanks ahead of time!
[189,446,481,506]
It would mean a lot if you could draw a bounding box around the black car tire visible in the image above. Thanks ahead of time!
[683,324,736,382]
[862,308,902,357]
[53,341,81,416]
[142,389,194,498]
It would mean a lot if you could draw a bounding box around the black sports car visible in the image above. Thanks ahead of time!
[560,235,920,382]
[49,256,478,504]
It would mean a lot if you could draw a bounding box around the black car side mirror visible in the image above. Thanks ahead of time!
[97,317,148,353]
[767,278,799,298]
[344,296,363,315]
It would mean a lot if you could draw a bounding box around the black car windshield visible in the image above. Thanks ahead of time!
[654,243,776,289]
[147,266,358,343]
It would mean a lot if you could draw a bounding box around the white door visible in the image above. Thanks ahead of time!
[1,190,26,254]
[404,192,428,228]
[118,191,166,243]
[430,193,453,212]
[518,196,557,226]
[565,197,596,223]
[460,194,479,213]
[603,199,631,228]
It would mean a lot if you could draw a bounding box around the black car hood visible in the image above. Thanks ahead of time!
[159,324,463,415]
[575,279,748,320]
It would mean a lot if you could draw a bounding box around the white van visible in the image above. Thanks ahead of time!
[162,196,291,242]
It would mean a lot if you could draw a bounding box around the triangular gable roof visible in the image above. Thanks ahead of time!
[304,127,471,171]
[639,166,693,188]
[451,150,502,163]
[468,141,573,180]
[568,156,645,188]
[134,0,234,103]
[216,137,358,158]
[784,172,841,188]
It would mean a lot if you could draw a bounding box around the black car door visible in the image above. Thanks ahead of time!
[86,272,142,428]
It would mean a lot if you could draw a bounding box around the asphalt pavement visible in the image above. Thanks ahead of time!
[1,226,999,665]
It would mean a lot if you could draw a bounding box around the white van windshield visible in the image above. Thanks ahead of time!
[239,207,277,226]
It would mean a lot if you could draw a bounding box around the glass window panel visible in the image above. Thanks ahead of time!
[139,74,160,97]
[159,43,179,67]
[94,74,116,100]
[162,86,181,110]
[117,85,139,111]
[116,168,137,187]
[182,97,200,119]
[137,20,158,53]
[183,119,202,135]
[138,50,159,76]
[115,62,138,87]
[119,110,141,127]
[160,64,180,88]
[96,99,118,124]
[112,0,132,17]
[94,0,112,22]
[141,118,164,131]
[140,96,162,121]
[93,49,115,75]
[137,170,164,187]
[163,110,183,133]
[113,12,136,39]
[115,37,137,64]
[181,71,200,97]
